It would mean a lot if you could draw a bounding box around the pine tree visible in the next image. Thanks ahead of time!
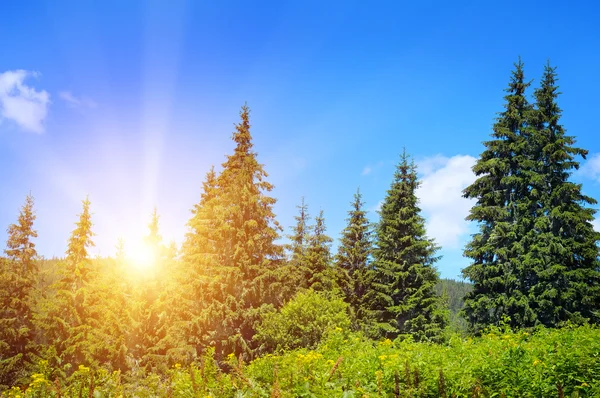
[212,104,283,359]
[283,203,336,294]
[146,208,163,255]
[180,104,284,361]
[303,210,335,291]
[0,195,38,389]
[278,197,312,300]
[335,189,373,329]
[37,198,101,375]
[184,166,219,266]
[100,239,129,373]
[285,197,310,265]
[148,167,223,369]
[525,63,600,326]
[367,151,447,342]
[214,104,283,276]
[130,210,168,371]
[461,59,537,332]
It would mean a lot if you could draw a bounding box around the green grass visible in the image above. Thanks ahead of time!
[5,325,600,397]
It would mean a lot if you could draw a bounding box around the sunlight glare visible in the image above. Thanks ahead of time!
[127,240,157,271]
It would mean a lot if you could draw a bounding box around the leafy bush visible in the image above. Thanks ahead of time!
[254,289,351,352]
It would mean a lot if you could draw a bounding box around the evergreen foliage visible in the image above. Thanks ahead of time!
[462,60,600,332]
[285,197,310,265]
[367,151,448,342]
[303,210,335,291]
[0,81,598,394]
[434,279,473,333]
[36,198,102,376]
[0,195,38,389]
[462,59,536,332]
[284,202,336,292]
[179,104,284,362]
[526,63,600,326]
[335,189,373,329]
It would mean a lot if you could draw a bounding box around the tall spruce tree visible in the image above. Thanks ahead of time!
[133,210,170,372]
[461,59,537,332]
[0,195,38,389]
[37,198,102,375]
[335,189,373,327]
[215,104,283,271]
[150,167,222,368]
[462,60,600,332]
[367,151,447,342]
[181,104,283,361]
[525,63,600,326]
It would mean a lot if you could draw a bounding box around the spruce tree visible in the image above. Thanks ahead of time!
[151,167,222,367]
[213,104,283,358]
[462,59,537,332]
[38,198,101,375]
[131,210,168,371]
[368,151,447,342]
[215,104,283,275]
[0,195,38,389]
[279,197,312,300]
[285,197,310,265]
[303,210,335,291]
[184,166,219,266]
[525,63,600,326]
[462,60,600,331]
[146,208,163,257]
[181,104,283,361]
[335,189,373,329]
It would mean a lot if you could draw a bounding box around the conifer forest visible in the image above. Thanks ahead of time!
[1,61,600,397]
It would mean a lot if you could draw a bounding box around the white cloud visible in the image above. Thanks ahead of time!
[371,199,383,213]
[592,218,600,233]
[361,166,372,176]
[579,153,600,183]
[59,91,97,109]
[417,154,449,175]
[416,154,477,248]
[0,70,50,133]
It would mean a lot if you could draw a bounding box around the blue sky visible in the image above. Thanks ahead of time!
[2,1,600,279]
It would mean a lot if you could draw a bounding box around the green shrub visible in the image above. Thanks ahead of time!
[254,289,351,353]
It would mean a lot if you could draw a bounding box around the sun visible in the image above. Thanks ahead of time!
[126,240,157,271]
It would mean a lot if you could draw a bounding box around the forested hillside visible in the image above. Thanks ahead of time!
[434,279,472,333]
[1,61,600,397]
